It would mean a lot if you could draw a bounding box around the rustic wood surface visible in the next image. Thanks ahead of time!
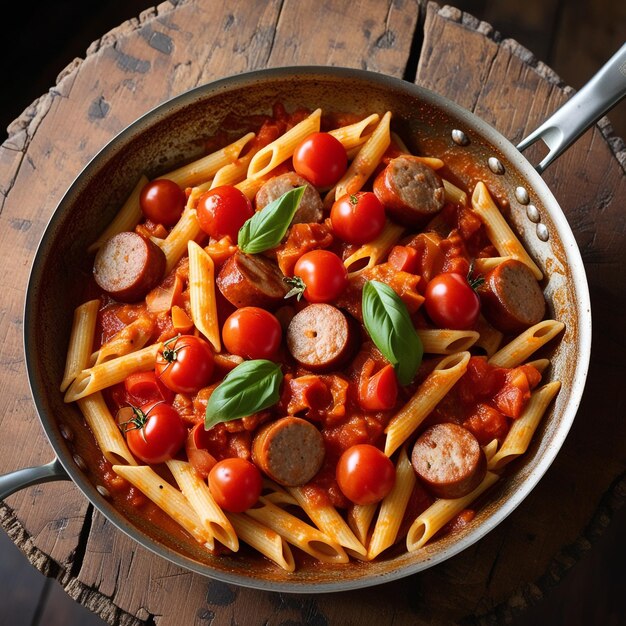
[0,1,624,624]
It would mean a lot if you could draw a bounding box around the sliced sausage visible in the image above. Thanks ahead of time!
[255,172,323,224]
[216,251,288,309]
[411,423,486,499]
[93,231,166,303]
[286,304,356,372]
[252,416,325,486]
[373,156,445,227]
[478,259,545,333]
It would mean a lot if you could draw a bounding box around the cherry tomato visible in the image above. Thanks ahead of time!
[222,307,282,360]
[139,179,186,226]
[290,250,348,303]
[197,185,254,240]
[208,458,263,513]
[330,192,385,244]
[424,273,481,330]
[156,335,214,394]
[293,132,348,187]
[358,364,398,411]
[123,401,186,464]
[336,444,396,505]
[124,371,174,404]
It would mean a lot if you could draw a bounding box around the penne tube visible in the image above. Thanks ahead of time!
[488,381,561,470]
[288,487,366,557]
[367,447,416,559]
[473,256,513,274]
[406,472,499,551]
[473,314,504,357]
[64,343,160,403]
[90,316,154,367]
[328,114,380,150]
[482,439,500,464]
[247,109,322,180]
[167,460,238,551]
[60,300,100,392]
[210,154,252,189]
[235,177,265,200]
[385,352,471,456]
[488,320,565,368]
[525,358,550,374]
[88,175,148,253]
[471,182,543,279]
[334,111,392,199]
[262,480,299,507]
[417,329,479,355]
[343,221,404,276]
[245,497,348,563]
[160,206,204,275]
[188,241,220,352]
[227,512,295,572]
[113,465,211,545]
[161,132,255,188]
[348,503,377,548]
[442,179,467,206]
[77,392,136,466]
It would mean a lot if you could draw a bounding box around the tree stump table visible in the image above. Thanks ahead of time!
[0,1,624,624]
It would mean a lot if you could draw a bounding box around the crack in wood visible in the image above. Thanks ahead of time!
[403,0,428,82]
[68,503,94,579]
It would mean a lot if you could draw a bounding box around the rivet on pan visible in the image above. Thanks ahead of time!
[73,454,87,471]
[451,129,469,146]
[526,205,540,223]
[96,485,111,498]
[488,157,505,175]
[59,423,73,441]
[515,186,530,205]
[536,223,549,242]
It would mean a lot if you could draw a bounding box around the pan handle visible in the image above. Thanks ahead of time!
[0,458,71,500]
[517,42,626,173]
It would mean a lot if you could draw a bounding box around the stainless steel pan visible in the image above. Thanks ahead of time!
[1,43,624,592]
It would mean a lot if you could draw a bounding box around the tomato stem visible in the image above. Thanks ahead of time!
[283,275,306,301]
[467,260,485,291]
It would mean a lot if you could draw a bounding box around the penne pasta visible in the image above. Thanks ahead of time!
[188,241,221,352]
[160,206,204,275]
[385,352,471,456]
[343,221,404,276]
[442,179,467,206]
[61,300,100,392]
[328,114,380,150]
[210,153,253,189]
[235,177,265,200]
[473,256,513,274]
[90,316,154,367]
[471,182,543,280]
[417,329,479,355]
[488,320,565,368]
[473,315,504,357]
[348,503,377,548]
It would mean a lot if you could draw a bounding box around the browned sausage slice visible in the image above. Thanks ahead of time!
[478,259,546,333]
[252,416,325,486]
[373,156,445,227]
[93,231,166,303]
[286,304,356,372]
[216,251,288,309]
[255,172,323,224]
[411,423,486,499]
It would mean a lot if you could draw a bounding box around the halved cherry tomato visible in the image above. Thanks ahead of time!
[197,185,254,240]
[186,423,217,479]
[156,335,214,394]
[222,307,282,360]
[208,458,263,513]
[330,192,385,244]
[424,272,480,330]
[388,245,420,274]
[292,132,347,187]
[358,363,398,411]
[124,371,174,404]
[288,250,348,303]
[122,401,186,464]
[139,179,186,226]
[336,444,396,505]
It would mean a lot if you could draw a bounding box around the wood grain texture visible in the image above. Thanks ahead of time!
[0,0,624,624]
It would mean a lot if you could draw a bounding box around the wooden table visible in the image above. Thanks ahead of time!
[1,1,624,624]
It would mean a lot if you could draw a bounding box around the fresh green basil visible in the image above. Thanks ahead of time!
[205,359,283,429]
[238,186,305,254]
[362,280,423,386]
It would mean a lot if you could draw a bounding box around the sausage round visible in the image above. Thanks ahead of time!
[216,251,288,309]
[411,423,486,499]
[93,231,166,303]
[286,304,356,372]
[252,416,325,486]
[373,156,445,227]
[478,259,546,333]
[255,172,324,224]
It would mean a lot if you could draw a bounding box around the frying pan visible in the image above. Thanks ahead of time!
[1,44,624,592]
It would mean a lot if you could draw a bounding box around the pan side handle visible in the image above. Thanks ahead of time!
[517,43,626,174]
[0,459,71,500]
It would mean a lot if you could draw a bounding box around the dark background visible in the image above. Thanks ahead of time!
[0,1,624,625]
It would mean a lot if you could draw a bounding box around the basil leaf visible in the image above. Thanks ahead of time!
[205,359,283,429]
[362,280,423,386]
[238,186,306,254]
